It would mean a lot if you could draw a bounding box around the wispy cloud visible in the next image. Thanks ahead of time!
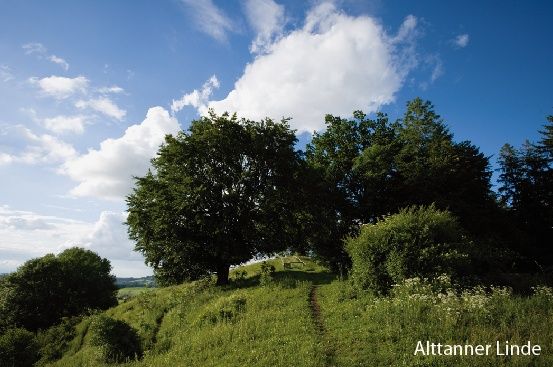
[453,33,469,48]
[22,42,70,70]
[171,75,219,114]
[75,97,126,121]
[0,125,76,166]
[22,42,47,55]
[180,0,237,42]
[0,65,14,82]
[244,0,286,54]
[48,55,69,71]
[98,85,125,94]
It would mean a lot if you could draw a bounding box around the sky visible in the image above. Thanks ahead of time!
[0,0,552,277]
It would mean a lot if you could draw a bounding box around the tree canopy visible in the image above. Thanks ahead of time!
[0,247,117,332]
[498,115,553,265]
[304,98,496,268]
[126,111,301,285]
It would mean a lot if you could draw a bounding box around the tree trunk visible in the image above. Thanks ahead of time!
[215,263,230,286]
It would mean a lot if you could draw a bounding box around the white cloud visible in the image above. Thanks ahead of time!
[43,115,87,134]
[76,97,126,120]
[453,33,469,48]
[0,205,151,277]
[48,55,69,71]
[0,205,91,273]
[62,107,180,200]
[30,75,89,99]
[207,4,418,133]
[244,0,286,54]
[98,85,125,94]
[180,0,236,42]
[78,211,140,261]
[0,125,76,165]
[171,75,219,114]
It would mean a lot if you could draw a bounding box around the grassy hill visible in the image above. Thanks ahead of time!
[48,257,553,367]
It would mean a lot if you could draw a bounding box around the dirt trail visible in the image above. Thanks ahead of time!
[309,285,336,367]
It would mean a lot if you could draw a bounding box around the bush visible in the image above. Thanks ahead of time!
[88,315,142,363]
[346,205,472,294]
[259,261,275,286]
[0,328,40,367]
[0,247,117,331]
[36,317,80,366]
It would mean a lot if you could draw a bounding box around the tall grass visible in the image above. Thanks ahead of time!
[49,258,553,367]
[318,276,553,366]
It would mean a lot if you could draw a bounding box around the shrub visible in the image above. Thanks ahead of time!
[88,315,142,363]
[259,261,275,286]
[0,248,117,331]
[0,328,40,367]
[346,205,472,294]
[36,317,80,366]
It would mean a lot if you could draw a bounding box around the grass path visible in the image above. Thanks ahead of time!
[309,285,336,367]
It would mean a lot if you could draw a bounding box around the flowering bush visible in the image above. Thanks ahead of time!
[346,205,472,294]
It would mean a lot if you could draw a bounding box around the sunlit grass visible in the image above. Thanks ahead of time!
[50,259,553,367]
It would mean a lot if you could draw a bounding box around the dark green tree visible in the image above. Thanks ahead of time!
[0,328,40,367]
[126,112,301,285]
[498,115,553,265]
[0,248,116,332]
[305,98,496,267]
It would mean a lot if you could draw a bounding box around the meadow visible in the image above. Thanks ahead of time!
[47,257,553,367]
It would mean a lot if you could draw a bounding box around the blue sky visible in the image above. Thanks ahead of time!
[1,0,552,276]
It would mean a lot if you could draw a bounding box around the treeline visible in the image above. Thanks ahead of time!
[127,98,553,286]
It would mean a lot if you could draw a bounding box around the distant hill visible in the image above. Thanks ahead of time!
[115,275,155,288]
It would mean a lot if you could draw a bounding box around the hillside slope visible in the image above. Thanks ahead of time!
[49,257,553,367]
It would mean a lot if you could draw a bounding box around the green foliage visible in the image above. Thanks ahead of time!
[497,115,553,266]
[0,247,116,332]
[88,315,142,363]
[259,261,276,286]
[127,111,302,286]
[305,99,496,269]
[36,317,80,366]
[346,205,471,294]
[0,327,40,367]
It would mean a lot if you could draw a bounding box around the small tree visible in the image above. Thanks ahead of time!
[0,248,117,331]
[127,112,301,285]
[346,205,472,294]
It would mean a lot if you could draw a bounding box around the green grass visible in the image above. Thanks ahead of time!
[47,258,553,367]
[116,287,153,302]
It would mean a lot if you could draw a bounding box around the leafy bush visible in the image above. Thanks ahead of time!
[0,328,40,367]
[0,247,117,331]
[346,205,472,294]
[88,315,142,363]
[36,317,80,365]
[259,261,276,286]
